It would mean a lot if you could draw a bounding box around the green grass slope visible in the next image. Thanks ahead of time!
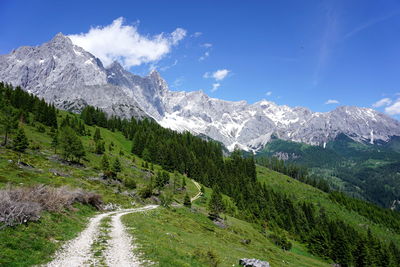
[256,166,400,245]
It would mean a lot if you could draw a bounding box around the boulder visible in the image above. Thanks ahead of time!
[239,258,270,267]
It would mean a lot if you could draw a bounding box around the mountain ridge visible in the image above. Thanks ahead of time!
[1,33,400,151]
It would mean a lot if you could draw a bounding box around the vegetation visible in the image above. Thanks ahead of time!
[257,136,400,209]
[1,82,400,266]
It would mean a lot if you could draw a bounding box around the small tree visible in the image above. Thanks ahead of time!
[51,130,59,153]
[112,157,122,174]
[208,186,225,219]
[173,171,180,193]
[95,141,105,154]
[181,176,186,189]
[183,193,191,208]
[13,128,29,153]
[93,127,101,142]
[59,126,85,162]
[101,154,110,172]
[0,105,18,146]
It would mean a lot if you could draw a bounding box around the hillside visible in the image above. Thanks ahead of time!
[256,135,400,209]
[1,83,400,266]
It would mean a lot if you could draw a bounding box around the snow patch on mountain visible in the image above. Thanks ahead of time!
[1,34,400,151]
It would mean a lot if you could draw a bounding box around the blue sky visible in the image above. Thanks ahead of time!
[1,0,400,118]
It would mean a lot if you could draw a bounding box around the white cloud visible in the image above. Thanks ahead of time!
[372,97,392,108]
[325,99,339,105]
[385,98,400,115]
[199,51,210,61]
[192,32,202,38]
[202,43,213,48]
[211,83,220,92]
[204,69,230,81]
[68,17,186,68]
[266,91,272,96]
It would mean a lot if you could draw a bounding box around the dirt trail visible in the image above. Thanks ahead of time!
[191,179,203,202]
[45,205,158,267]
[104,205,158,267]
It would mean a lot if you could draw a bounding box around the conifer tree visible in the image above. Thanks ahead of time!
[51,130,59,153]
[93,127,101,142]
[183,193,191,208]
[182,176,186,189]
[0,105,18,146]
[101,154,110,172]
[59,126,85,162]
[13,128,29,153]
[112,157,122,174]
[208,186,225,218]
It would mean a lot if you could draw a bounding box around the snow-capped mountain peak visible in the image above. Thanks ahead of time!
[1,34,400,151]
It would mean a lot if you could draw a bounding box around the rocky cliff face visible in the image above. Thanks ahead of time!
[1,34,400,151]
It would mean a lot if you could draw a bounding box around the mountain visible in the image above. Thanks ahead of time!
[1,33,400,151]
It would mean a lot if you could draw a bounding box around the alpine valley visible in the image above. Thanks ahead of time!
[2,31,400,267]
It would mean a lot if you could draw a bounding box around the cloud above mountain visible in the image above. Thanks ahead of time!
[204,69,230,81]
[372,97,392,108]
[68,17,186,68]
[325,99,339,104]
[385,98,400,115]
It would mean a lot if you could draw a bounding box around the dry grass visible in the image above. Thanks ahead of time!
[0,185,102,229]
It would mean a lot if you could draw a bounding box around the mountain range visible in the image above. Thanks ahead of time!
[1,33,400,151]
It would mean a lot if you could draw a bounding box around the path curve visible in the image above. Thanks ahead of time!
[191,179,203,202]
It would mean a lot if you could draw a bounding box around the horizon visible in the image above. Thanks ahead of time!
[1,0,400,119]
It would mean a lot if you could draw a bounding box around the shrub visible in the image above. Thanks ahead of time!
[0,185,102,229]
[269,233,292,250]
[124,178,137,189]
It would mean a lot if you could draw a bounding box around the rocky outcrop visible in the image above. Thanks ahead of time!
[239,258,270,267]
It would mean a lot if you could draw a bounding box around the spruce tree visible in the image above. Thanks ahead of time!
[93,127,101,142]
[112,157,122,174]
[0,105,18,146]
[101,154,110,172]
[183,193,191,208]
[13,128,29,153]
[59,126,85,162]
[51,130,59,153]
[208,186,225,219]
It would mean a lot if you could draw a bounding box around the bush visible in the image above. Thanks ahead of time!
[0,185,102,229]
[124,178,137,189]
[269,233,292,250]
[138,185,153,198]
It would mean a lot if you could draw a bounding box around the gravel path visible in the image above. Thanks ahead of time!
[45,210,117,267]
[45,205,158,267]
[191,179,203,202]
[105,205,158,267]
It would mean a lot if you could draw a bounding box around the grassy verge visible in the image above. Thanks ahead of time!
[0,204,96,266]
[122,207,329,267]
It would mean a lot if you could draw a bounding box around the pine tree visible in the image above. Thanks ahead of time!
[51,130,59,153]
[59,126,85,162]
[101,154,110,172]
[0,105,18,146]
[95,141,105,154]
[208,186,225,219]
[112,157,122,174]
[93,127,101,142]
[182,176,186,189]
[183,193,191,208]
[13,128,29,153]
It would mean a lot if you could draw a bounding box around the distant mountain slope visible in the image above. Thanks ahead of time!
[256,134,400,209]
[1,33,400,151]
